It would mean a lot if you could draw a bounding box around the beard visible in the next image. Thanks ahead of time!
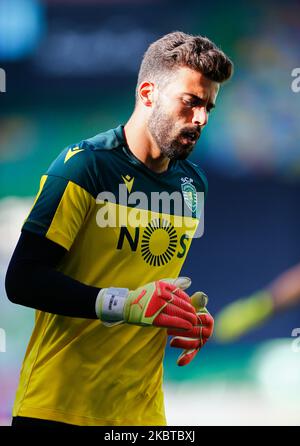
[147,101,201,161]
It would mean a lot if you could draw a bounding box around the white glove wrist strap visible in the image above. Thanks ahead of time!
[97,287,129,322]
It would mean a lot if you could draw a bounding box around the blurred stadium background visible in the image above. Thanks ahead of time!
[1,0,300,426]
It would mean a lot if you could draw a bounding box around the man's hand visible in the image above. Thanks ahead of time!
[168,292,214,366]
[96,277,198,330]
[214,291,274,342]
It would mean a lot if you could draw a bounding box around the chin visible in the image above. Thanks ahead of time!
[175,146,194,160]
[169,150,192,161]
[161,142,194,161]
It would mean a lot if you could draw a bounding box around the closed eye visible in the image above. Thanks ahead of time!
[182,96,215,113]
[182,99,196,107]
[182,100,209,111]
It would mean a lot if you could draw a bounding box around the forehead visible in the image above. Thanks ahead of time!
[164,66,220,100]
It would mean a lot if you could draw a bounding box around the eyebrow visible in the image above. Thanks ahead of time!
[183,93,216,111]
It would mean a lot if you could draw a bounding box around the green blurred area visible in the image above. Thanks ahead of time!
[0,91,133,198]
[165,343,258,383]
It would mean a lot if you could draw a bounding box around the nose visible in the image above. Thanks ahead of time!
[192,107,208,127]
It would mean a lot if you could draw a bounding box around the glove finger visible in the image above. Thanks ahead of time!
[177,348,199,367]
[191,292,208,311]
[169,293,197,314]
[168,328,210,344]
[172,287,194,303]
[160,277,192,291]
[170,336,201,350]
[201,326,213,340]
[158,287,197,315]
[167,326,200,338]
[197,313,214,329]
[156,280,195,304]
[167,325,199,337]
[153,313,192,331]
[167,315,214,338]
[162,302,198,325]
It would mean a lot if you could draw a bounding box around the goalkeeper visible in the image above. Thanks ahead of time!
[215,263,300,342]
[5,31,232,427]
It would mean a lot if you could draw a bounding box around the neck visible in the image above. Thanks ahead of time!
[124,110,170,174]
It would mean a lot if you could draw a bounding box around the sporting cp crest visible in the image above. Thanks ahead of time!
[181,177,197,214]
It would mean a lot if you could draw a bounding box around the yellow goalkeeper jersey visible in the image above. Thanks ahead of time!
[13,125,207,426]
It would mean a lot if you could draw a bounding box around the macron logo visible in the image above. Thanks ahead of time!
[121,175,135,193]
[64,146,84,164]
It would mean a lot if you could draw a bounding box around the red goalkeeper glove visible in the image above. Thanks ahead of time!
[96,277,198,330]
[167,292,214,366]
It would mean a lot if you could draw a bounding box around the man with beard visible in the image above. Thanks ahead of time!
[5,31,233,426]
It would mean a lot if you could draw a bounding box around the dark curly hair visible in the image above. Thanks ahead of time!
[136,31,233,101]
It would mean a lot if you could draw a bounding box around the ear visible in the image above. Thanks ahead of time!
[138,81,155,107]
